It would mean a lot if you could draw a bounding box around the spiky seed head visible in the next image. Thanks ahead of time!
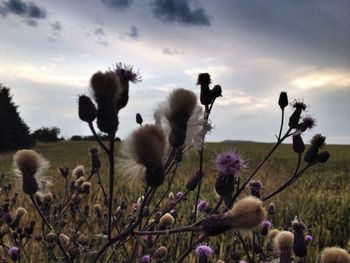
[275,231,294,251]
[320,247,350,263]
[127,124,167,187]
[13,150,48,195]
[311,134,326,149]
[75,176,86,187]
[298,115,316,132]
[278,92,288,110]
[227,196,266,230]
[78,95,97,123]
[72,165,85,179]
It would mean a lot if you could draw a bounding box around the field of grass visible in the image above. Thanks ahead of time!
[1,140,349,262]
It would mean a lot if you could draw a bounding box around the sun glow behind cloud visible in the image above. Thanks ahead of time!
[292,69,350,90]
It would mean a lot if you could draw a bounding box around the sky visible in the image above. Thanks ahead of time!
[0,0,349,144]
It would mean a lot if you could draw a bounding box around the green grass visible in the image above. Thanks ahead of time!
[1,140,349,262]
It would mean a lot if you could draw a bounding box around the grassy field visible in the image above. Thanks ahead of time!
[1,140,349,262]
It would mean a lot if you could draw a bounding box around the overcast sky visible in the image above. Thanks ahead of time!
[1,0,349,144]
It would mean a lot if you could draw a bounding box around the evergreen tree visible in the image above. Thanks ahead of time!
[0,84,35,152]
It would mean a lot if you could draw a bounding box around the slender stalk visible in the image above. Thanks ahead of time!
[88,122,109,154]
[232,128,292,204]
[278,109,285,140]
[107,132,116,240]
[30,195,71,262]
[235,230,252,263]
[133,225,196,235]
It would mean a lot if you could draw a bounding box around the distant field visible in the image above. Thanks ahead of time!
[1,140,349,262]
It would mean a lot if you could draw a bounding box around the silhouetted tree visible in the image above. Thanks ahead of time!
[32,126,61,142]
[0,84,35,152]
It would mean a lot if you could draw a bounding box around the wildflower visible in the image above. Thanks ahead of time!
[247,180,263,198]
[13,149,49,196]
[305,235,313,243]
[89,147,102,172]
[214,150,246,175]
[186,170,203,191]
[159,213,174,229]
[120,124,167,187]
[140,254,150,263]
[278,91,288,110]
[136,113,143,125]
[261,220,272,236]
[298,115,316,132]
[199,196,265,236]
[90,71,121,133]
[8,246,20,261]
[78,95,97,123]
[195,243,213,263]
[293,132,305,154]
[176,191,184,200]
[320,247,350,263]
[274,231,294,263]
[268,202,276,215]
[154,246,167,259]
[305,134,326,164]
[292,218,307,257]
[214,150,246,196]
[197,200,210,213]
[289,99,307,128]
[72,165,85,179]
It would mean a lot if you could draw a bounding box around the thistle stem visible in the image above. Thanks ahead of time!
[88,122,109,154]
[107,132,116,240]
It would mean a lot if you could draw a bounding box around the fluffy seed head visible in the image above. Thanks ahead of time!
[268,229,280,241]
[275,231,294,251]
[81,182,92,194]
[164,88,197,147]
[15,207,27,218]
[159,213,175,228]
[298,115,316,132]
[154,246,167,259]
[320,247,350,263]
[93,204,103,219]
[195,243,213,257]
[123,124,167,187]
[311,134,326,149]
[72,165,85,179]
[226,196,266,230]
[13,150,49,195]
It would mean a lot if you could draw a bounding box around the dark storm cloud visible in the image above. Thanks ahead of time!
[225,0,350,66]
[51,21,62,32]
[101,0,133,10]
[151,0,211,26]
[0,0,46,19]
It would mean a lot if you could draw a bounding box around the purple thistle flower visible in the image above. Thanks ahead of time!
[195,243,213,257]
[262,220,272,228]
[8,246,20,261]
[197,200,209,213]
[247,180,263,190]
[114,62,142,83]
[239,261,248,263]
[176,191,184,200]
[305,235,313,242]
[214,150,246,175]
[140,254,150,263]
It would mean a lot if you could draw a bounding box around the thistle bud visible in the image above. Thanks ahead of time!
[90,147,101,171]
[292,218,307,258]
[78,95,97,123]
[278,92,288,110]
[186,170,203,191]
[154,246,167,259]
[136,113,143,125]
[289,101,306,129]
[197,73,212,106]
[212,85,222,98]
[293,134,305,153]
[304,146,318,164]
[317,151,330,163]
[58,166,69,178]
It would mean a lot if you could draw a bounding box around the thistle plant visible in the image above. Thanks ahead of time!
[1,62,349,263]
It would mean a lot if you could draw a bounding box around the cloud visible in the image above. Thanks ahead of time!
[51,21,62,32]
[184,66,237,80]
[101,0,133,10]
[292,69,350,90]
[0,0,46,19]
[26,19,37,27]
[127,25,138,39]
[163,48,181,55]
[151,0,211,26]
[93,27,106,36]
